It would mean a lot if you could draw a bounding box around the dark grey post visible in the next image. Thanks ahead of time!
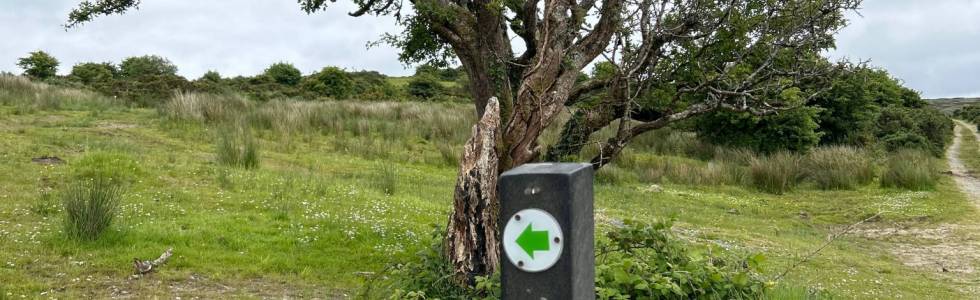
[499,163,595,300]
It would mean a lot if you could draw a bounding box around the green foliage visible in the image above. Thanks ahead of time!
[350,70,399,100]
[697,106,822,154]
[406,73,444,100]
[61,177,122,241]
[264,62,303,86]
[876,106,953,157]
[17,51,60,80]
[69,62,117,89]
[119,55,178,77]
[749,152,805,194]
[805,146,875,190]
[812,66,927,145]
[360,227,499,300]
[953,104,980,127]
[303,67,355,99]
[216,122,260,169]
[880,149,940,190]
[596,219,767,299]
[72,151,142,184]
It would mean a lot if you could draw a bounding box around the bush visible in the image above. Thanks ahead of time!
[406,73,444,100]
[805,146,875,190]
[696,106,822,154]
[876,106,953,157]
[61,177,121,241]
[264,62,303,86]
[367,220,766,299]
[596,219,767,299]
[880,149,940,190]
[216,123,260,169]
[119,55,178,78]
[17,51,59,79]
[303,66,355,99]
[69,62,117,89]
[749,152,805,194]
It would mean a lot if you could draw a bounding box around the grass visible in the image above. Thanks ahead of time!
[0,80,976,298]
[805,146,876,190]
[749,152,806,194]
[958,120,980,174]
[880,149,940,190]
[215,122,260,169]
[61,177,122,241]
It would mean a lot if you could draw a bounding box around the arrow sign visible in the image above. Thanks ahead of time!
[516,223,549,258]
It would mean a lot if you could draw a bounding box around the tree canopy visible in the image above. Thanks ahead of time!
[17,51,60,79]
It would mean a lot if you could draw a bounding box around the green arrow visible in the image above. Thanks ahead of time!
[516,223,550,259]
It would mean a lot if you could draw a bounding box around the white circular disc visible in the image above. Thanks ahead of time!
[502,208,564,272]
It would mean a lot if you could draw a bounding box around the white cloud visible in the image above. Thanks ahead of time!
[0,0,408,78]
[827,0,980,98]
[2,0,979,98]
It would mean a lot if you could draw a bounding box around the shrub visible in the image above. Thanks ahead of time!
[17,51,59,79]
[406,73,444,100]
[69,62,117,89]
[264,62,302,86]
[696,105,822,154]
[876,106,954,157]
[880,149,939,190]
[805,146,875,190]
[119,55,178,78]
[749,152,805,194]
[215,123,260,169]
[596,219,767,299]
[303,66,355,99]
[61,177,121,241]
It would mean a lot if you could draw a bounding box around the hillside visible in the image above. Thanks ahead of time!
[928,97,980,113]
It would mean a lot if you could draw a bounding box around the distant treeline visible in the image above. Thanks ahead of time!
[11,50,954,157]
[12,51,469,106]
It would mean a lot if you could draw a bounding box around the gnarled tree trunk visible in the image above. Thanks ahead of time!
[445,98,502,284]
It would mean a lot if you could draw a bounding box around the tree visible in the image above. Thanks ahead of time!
[17,51,59,79]
[67,0,860,283]
[69,62,117,87]
[264,62,303,86]
[119,55,178,78]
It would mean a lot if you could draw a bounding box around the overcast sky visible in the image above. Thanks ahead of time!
[1,0,978,98]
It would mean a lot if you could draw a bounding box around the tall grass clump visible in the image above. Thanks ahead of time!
[62,177,121,241]
[374,164,398,195]
[216,122,259,169]
[805,146,876,190]
[749,152,805,194]
[880,149,940,190]
[162,91,249,122]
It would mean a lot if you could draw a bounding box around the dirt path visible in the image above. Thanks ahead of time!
[851,123,980,295]
[947,121,980,202]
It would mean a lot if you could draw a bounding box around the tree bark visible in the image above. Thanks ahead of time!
[445,97,502,284]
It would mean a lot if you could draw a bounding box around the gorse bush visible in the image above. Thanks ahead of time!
[749,152,805,194]
[805,146,875,190]
[62,177,121,241]
[216,123,260,169]
[596,219,767,299]
[880,149,940,190]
